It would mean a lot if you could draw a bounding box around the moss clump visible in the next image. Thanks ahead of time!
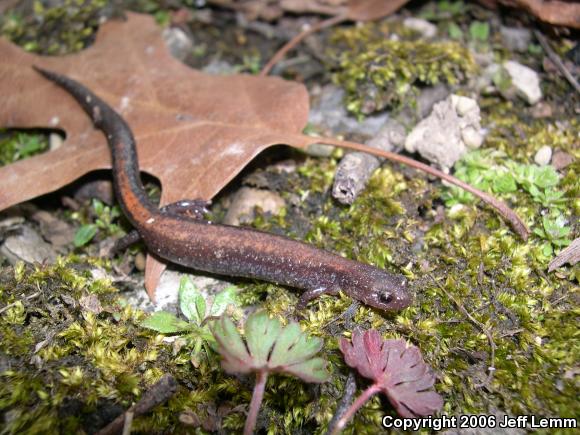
[0,258,179,433]
[482,101,579,160]
[328,21,476,116]
[0,0,108,54]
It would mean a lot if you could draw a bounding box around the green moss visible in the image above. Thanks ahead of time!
[0,259,180,433]
[328,21,476,116]
[1,0,109,55]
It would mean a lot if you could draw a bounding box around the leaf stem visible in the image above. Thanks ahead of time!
[244,370,268,435]
[315,136,530,240]
[331,383,381,435]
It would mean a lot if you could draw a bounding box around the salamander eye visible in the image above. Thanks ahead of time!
[379,293,393,305]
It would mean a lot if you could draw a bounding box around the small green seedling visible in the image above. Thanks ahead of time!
[533,212,571,256]
[444,150,567,210]
[212,311,329,435]
[332,330,442,434]
[420,1,467,20]
[73,198,122,247]
[447,22,463,40]
[141,276,240,366]
[0,131,48,165]
[469,21,489,42]
[444,150,572,255]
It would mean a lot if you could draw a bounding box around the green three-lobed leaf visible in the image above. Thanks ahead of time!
[212,311,329,383]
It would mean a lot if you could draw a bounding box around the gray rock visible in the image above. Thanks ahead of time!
[403,17,437,39]
[308,85,389,137]
[534,145,552,166]
[223,187,285,226]
[49,132,63,150]
[503,61,542,104]
[0,225,57,265]
[416,84,450,118]
[405,95,483,171]
[500,26,532,52]
[305,143,335,157]
[162,27,193,61]
[202,59,238,75]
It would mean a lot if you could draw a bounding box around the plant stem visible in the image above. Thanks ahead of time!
[331,384,381,435]
[260,14,346,76]
[244,370,268,435]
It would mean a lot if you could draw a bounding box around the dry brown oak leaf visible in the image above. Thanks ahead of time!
[0,12,529,299]
[0,12,319,297]
[209,0,409,22]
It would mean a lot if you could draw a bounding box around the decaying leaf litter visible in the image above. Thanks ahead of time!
[0,1,578,434]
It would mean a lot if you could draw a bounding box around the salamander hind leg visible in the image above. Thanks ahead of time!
[110,229,141,256]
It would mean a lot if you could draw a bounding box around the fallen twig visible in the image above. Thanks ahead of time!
[548,237,580,272]
[260,14,345,76]
[429,275,496,389]
[0,291,40,314]
[96,374,178,435]
[326,372,357,435]
[534,30,580,94]
[261,0,410,76]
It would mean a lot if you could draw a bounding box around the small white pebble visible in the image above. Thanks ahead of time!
[534,145,552,166]
[146,217,155,224]
[49,132,63,150]
[120,96,130,111]
[403,17,437,39]
[462,126,484,149]
[503,61,542,104]
[451,95,477,116]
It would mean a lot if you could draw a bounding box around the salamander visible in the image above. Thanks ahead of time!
[34,66,411,311]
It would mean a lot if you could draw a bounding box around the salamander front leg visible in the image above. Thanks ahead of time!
[110,199,211,256]
[297,287,337,310]
[162,199,211,221]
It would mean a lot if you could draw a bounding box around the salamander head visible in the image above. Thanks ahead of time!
[354,268,412,311]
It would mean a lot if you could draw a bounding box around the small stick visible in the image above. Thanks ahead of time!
[325,371,357,435]
[96,374,178,435]
[0,291,40,314]
[260,14,346,76]
[534,30,580,94]
[548,237,580,272]
[429,275,496,389]
[121,411,134,435]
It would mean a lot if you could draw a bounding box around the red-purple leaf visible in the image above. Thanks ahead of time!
[339,330,443,418]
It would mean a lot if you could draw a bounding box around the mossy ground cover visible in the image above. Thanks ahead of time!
[0,1,578,433]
